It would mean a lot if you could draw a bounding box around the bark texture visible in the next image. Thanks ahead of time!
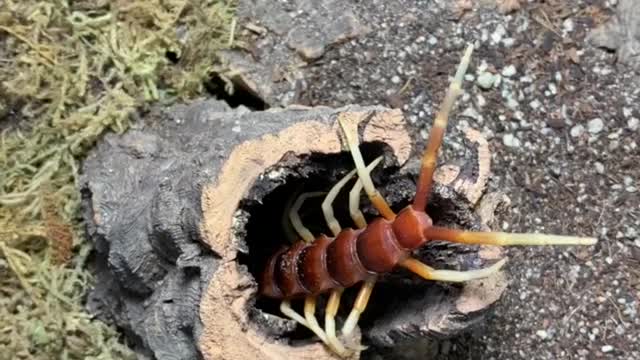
[82,99,508,360]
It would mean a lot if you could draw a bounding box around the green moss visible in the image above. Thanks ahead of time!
[0,0,236,358]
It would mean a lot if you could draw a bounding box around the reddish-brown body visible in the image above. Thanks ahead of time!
[260,206,433,299]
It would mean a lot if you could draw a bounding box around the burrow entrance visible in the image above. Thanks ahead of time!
[235,143,471,345]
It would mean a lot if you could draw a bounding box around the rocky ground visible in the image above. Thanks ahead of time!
[293,0,639,359]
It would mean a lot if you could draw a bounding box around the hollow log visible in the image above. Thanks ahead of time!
[81,99,508,359]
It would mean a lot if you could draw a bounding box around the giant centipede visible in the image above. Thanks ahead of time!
[258,45,597,357]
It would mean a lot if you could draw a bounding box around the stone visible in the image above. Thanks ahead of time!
[629,117,640,131]
[587,0,640,70]
[595,162,605,174]
[570,124,585,137]
[587,118,605,134]
[601,345,614,353]
[503,133,521,148]
[536,330,549,339]
[502,65,517,77]
[477,72,497,89]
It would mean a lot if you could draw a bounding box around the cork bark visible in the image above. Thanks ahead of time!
[82,99,508,360]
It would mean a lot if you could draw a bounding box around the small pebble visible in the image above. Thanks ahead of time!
[502,65,517,77]
[530,99,541,110]
[570,124,585,137]
[477,72,496,89]
[588,118,604,134]
[503,133,521,148]
[601,345,614,353]
[629,117,639,131]
[594,162,605,174]
[391,75,401,84]
[536,330,549,339]
[491,24,506,43]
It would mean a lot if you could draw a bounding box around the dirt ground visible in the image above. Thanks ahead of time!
[301,1,639,359]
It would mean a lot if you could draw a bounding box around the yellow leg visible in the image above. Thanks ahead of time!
[289,192,325,243]
[304,296,328,343]
[338,119,396,220]
[324,289,347,356]
[348,156,384,229]
[342,278,376,336]
[322,169,357,236]
[399,257,507,282]
[280,299,330,345]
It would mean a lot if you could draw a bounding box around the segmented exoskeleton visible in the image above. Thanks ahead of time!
[259,45,596,357]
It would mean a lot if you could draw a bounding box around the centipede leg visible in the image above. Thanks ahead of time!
[338,118,396,220]
[322,168,357,236]
[280,300,309,328]
[348,156,384,229]
[338,159,386,339]
[399,257,508,282]
[342,277,376,336]
[304,296,329,343]
[324,289,347,356]
[289,191,326,243]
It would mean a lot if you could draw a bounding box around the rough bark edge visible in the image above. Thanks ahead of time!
[197,109,409,360]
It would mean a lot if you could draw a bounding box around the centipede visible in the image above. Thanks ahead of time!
[259,45,597,357]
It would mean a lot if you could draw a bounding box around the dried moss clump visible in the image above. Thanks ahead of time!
[0,0,236,358]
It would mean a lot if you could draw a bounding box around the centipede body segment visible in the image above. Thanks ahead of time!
[258,44,597,357]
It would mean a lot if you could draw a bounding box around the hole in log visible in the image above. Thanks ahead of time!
[235,141,481,347]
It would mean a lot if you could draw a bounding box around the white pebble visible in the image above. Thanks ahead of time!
[502,65,517,77]
[529,99,541,110]
[563,19,575,33]
[588,118,604,134]
[536,330,549,339]
[477,94,487,107]
[503,133,521,148]
[570,124,585,137]
[477,72,496,89]
[601,345,614,353]
[491,24,506,43]
[391,75,401,84]
[629,117,639,131]
[595,162,605,174]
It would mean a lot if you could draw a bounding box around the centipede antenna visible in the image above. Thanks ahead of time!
[424,226,598,246]
[413,44,474,211]
[289,192,326,243]
[349,156,384,229]
[338,118,396,220]
[400,257,507,282]
[322,169,358,236]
